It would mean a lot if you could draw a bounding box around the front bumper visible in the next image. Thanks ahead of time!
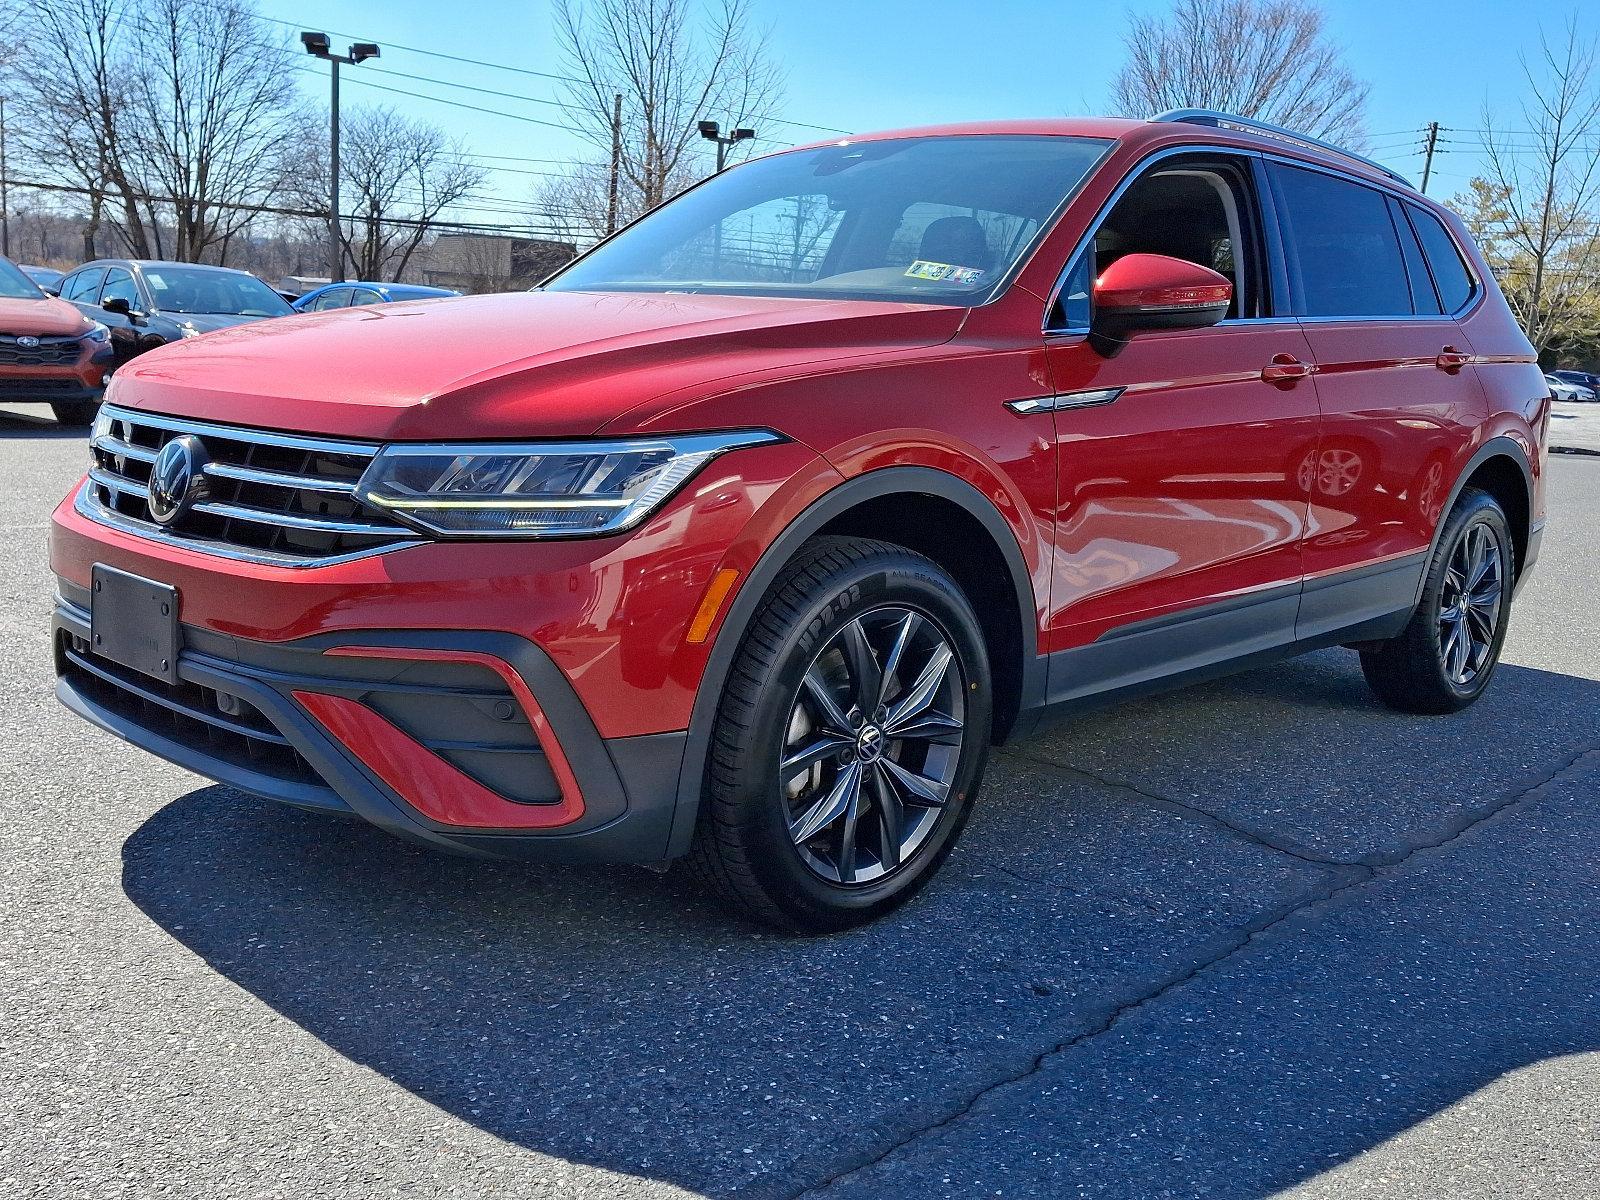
[53,585,685,861]
[0,344,112,401]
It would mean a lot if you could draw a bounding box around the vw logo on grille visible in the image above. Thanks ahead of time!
[146,435,209,526]
[17,336,39,348]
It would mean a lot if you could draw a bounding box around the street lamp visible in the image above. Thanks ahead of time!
[302,32,380,283]
[698,121,756,173]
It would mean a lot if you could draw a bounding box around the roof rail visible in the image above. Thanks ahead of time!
[1149,108,1411,187]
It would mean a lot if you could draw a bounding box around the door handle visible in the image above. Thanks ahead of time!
[1436,346,1472,373]
[1261,354,1313,387]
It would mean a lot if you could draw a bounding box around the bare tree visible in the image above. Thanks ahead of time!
[551,0,784,228]
[2,0,150,257]
[293,106,485,281]
[1464,17,1600,354]
[127,0,304,262]
[1111,0,1368,143]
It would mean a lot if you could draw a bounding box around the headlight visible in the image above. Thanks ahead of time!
[83,322,110,344]
[353,429,782,538]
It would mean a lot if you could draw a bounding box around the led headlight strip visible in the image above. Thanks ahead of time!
[353,428,783,538]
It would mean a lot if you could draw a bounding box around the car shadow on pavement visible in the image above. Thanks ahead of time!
[120,651,1600,1198]
[0,409,84,439]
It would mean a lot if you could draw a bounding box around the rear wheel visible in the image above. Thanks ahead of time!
[1360,488,1512,714]
[688,536,992,933]
[50,398,100,426]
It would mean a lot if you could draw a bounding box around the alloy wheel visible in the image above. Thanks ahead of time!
[779,606,966,885]
[1438,522,1504,686]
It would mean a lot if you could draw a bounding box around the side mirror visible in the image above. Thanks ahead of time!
[101,296,134,317]
[1089,253,1232,358]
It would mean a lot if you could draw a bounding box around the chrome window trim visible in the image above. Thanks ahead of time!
[1042,142,1483,337]
[73,482,415,570]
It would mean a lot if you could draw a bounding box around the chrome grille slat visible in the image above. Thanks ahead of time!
[194,499,402,536]
[202,461,359,493]
[83,403,418,568]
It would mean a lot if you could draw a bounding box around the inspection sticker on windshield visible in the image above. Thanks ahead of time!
[905,260,984,284]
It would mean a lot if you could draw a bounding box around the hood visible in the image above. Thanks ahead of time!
[169,311,271,335]
[107,290,965,440]
[0,295,92,337]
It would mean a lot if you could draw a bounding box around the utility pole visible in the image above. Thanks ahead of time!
[1420,122,1441,195]
[1,97,10,259]
[606,92,622,236]
[302,33,380,283]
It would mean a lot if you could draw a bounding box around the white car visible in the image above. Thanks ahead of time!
[1544,373,1596,402]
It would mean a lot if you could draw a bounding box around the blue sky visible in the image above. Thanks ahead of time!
[256,0,1583,223]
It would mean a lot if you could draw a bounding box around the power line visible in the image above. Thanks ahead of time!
[258,13,853,136]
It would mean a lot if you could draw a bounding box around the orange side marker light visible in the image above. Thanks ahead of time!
[686,568,740,644]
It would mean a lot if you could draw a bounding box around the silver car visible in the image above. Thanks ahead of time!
[1545,373,1597,402]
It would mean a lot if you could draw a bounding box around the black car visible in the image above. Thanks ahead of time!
[57,260,292,371]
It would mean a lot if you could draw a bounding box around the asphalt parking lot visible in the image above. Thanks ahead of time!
[1,405,1597,1199]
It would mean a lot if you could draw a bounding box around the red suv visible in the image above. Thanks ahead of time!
[51,112,1548,932]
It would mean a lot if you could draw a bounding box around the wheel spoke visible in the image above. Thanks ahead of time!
[780,733,851,778]
[1466,529,1494,589]
[886,644,954,732]
[1447,617,1471,681]
[801,667,855,738]
[878,612,921,709]
[839,618,882,715]
[835,770,864,884]
[880,756,948,808]
[1465,603,1496,644]
[790,762,860,845]
[872,764,904,871]
[887,710,964,743]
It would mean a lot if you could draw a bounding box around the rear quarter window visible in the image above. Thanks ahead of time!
[1406,203,1476,313]
[1271,163,1412,318]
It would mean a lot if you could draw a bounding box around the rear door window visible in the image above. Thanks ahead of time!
[1389,196,1442,316]
[1271,164,1412,318]
[62,268,106,303]
[1406,203,1476,313]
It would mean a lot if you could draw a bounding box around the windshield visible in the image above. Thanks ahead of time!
[545,135,1111,305]
[0,257,46,300]
[143,266,291,317]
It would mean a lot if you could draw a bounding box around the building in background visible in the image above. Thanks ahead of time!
[421,234,577,294]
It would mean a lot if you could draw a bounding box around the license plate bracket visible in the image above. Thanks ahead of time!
[90,564,180,685]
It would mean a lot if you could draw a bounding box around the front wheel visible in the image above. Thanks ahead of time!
[1360,487,1513,714]
[50,398,100,426]
[688,536,992,933]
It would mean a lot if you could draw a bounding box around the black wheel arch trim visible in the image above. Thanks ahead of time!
[666,466,1044,857]
[1422,436,1534,602]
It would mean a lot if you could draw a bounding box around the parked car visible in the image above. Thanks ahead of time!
[57,259,292,375]
[21,265,66,295]
[50,111,1548,932]
[292,281,461,311]
[0,254,115,425]
[1544,372,1595,403]
[1548,369,1600,399]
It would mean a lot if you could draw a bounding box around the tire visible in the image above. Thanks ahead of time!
[1360,487,1514,714]
[687,535,993,933]
[50,398,100,426]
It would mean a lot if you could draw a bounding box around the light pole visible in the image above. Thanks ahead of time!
[698,120,755,173]
[301,32,380,283]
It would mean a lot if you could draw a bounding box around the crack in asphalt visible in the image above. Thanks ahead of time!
[999,747,1362,869]
[787,744,1600,1200]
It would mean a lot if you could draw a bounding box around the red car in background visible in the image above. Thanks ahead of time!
[50,111,1548,932]
[0,255,114,425]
